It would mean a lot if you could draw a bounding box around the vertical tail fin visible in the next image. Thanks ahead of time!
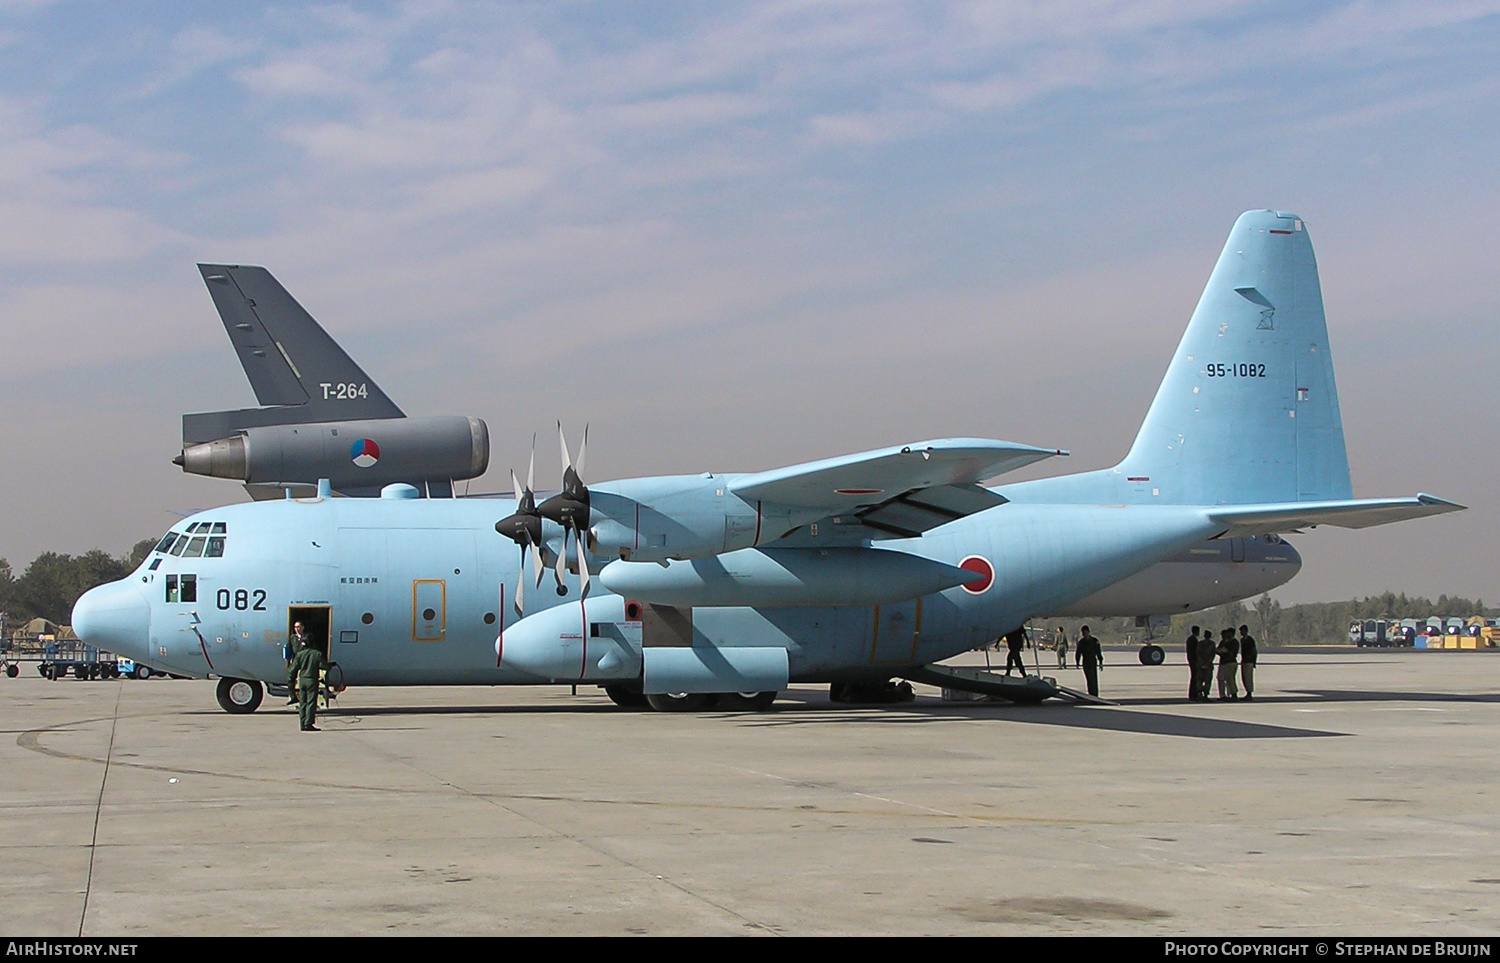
[196,264,404,419]
[1117,210,1352,505]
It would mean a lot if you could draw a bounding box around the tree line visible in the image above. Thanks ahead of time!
[1166,592,1494,646]
[1,540,156,629]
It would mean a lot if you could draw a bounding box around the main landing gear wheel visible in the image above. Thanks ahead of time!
[719,692,777,711]
[5,664,17,678]
[603,684,649,709]
[216,677,264,714]
[645,692,708,712]
[1139,644,1165,666]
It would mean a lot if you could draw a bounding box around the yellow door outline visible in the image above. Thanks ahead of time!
[869,598,922,665]
[412,579,447,642]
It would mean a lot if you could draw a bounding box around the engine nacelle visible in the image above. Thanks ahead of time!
[177,415,488,495]
[599,547,983,607]
[497,595,640,682]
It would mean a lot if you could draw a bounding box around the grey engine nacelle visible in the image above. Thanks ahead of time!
[177,415,488,493]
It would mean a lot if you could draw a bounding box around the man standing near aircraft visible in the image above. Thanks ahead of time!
[291,642,326,731]
[1216,628,1239,700]
[1196,631,1217,701]
[1185,626,1203,702]
[1055,626,1068,669]
[284,621,309,706]
[1076,626,1102,697]
[1003,628,1028,677]
[1239,625,1257,701]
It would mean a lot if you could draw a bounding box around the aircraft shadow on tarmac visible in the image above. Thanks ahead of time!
[232,685,1493,739]
[968,706,1344,740]
[734,702,1346,739]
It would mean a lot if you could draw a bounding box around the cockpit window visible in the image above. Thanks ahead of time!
[182,536,207,558]
[169,535,188,556]
[205,536,225,558]
[154,532,177,554]
[211,522,227,534]
[166,574,179,603]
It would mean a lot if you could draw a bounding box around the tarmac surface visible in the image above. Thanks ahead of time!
[2,648,1497,936]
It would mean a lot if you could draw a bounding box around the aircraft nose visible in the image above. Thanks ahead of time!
[72,579,151,658]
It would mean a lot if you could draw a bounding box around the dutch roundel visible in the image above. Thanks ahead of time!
[350,438,381,468]
[958,555,994,594]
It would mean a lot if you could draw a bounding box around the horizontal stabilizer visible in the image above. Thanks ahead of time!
[731,438,1062,510]
[1208,494,1464,535]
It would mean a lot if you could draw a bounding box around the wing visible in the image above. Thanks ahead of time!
[731,438,1064,538]
[1208,494,1465,536]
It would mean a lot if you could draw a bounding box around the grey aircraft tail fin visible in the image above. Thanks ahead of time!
[195,263,404,420]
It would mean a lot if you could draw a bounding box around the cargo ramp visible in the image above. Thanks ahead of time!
[901,664,1116,706]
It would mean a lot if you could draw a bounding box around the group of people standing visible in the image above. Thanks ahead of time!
[1184,624,1256,702]
[996,622,1256,704]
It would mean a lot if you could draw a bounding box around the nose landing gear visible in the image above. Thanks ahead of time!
[216,677,265,714]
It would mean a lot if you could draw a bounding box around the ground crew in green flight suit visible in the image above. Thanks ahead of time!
[285,621,309,705]
[291,642,327,731]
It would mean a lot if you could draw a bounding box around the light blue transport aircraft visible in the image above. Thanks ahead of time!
[73,211,1463,714]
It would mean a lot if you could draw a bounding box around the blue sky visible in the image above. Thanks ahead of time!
[1,0,1497,603]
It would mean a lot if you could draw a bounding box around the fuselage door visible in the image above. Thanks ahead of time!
[413,579,447,641]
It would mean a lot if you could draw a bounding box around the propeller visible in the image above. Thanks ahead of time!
[538,423,592,601]
[493,436,545,615]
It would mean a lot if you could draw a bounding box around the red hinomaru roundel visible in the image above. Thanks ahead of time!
[958,555,994,594]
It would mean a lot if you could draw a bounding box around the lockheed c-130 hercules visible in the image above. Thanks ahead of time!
[73,210,1462,714]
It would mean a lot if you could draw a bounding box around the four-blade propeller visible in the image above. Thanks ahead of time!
[493,437,546,615]
[494,425,592,616]
[538,423,591,602]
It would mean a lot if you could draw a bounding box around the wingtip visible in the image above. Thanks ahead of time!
[1416,493,1467,511]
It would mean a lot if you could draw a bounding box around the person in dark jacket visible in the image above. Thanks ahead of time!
[1196,632,1215,700]
[291,643,327,731]
[1077,625,1103,697]
[1003,628,1028,677]
[1216,628,1239,700]
[1239,624,1258,701]
[1185,625,1203,701]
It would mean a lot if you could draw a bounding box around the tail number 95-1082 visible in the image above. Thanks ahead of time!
[1205,363,1267,378]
